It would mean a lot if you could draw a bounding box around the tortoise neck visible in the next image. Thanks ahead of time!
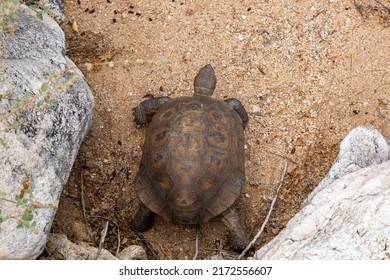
[194,87,214,96]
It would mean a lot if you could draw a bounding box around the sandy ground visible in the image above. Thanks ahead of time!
[48,0,389,259]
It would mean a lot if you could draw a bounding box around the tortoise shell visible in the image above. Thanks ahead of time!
[134,95,245,225]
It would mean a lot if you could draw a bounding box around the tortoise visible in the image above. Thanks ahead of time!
[132,64,249,249]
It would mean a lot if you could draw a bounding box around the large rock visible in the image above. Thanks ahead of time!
[305,126,390,204]
[21,0,65,22]
[0,5,94,259]
[255,127,390,260]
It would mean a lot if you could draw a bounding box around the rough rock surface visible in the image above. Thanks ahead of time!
[305,126,390,204]
[46,234,147,260]
[21,0,65,22]
[255,127,390,260]
[0,5,94,259]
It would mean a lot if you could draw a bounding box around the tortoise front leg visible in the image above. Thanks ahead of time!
[219,207,249,250]
[224,98,249,128]
[131,202,155,232]
[133,96,172,125]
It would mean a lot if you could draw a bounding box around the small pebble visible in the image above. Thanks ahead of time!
[238,34,244,41]
[310,109,318,118]
[102,202,110,210]
[249,179,260,187]
[251,104,261,114]
[211,254,224,260]
[71,21,79,33]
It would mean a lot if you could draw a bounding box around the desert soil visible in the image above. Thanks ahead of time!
[49,0,389,260]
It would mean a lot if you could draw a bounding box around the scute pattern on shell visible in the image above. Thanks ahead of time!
[135,95,245,225]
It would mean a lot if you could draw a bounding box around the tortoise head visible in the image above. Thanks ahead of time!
[193,64,217,96]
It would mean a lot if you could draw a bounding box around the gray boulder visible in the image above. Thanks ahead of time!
[305,126,390,204]
[21,0,65,22]
[0,5,94,259]
[255,127,390,260]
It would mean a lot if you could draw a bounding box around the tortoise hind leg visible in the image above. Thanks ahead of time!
[131,203,155,232]
[219,207,249,250]
[224,98,249,128]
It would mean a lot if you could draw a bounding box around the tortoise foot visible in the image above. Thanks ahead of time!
[220,207,249,250]
[132,96,172,126]
[227,229,249,251]
[224,98,249,128]
[131,203,155,232]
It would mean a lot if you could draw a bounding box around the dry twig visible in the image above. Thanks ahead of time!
[308,9,325,22]
[193,228,199,260]
[80,173,95,243]
[325,74,335,96]
[130,224,160,260]
[374,0,390,12]
[90,215,121,256]
[95,221,109,259]
[157,241,171,260]
[237,162,288,259]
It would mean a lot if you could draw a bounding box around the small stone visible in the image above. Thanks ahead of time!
[251,104,261,114]
[238,34,244,41]
[249,179,260,187]
[71,21,79,33]
[102,202,110,210]
[309,109,318,118]
[117,245,147,260]
[211,254,225,260]
[46,234,116,260]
